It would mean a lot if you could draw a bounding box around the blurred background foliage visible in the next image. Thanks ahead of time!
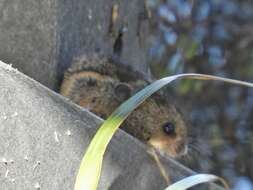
[145,0,253,189]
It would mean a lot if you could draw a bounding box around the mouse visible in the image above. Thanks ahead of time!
[60,53,188,158]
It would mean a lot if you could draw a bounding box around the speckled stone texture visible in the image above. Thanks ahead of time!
[0,61,225,189]
[0,0,152,90]
[0,0,58,89]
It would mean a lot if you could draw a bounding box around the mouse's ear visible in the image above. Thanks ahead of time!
[114,83,132,102]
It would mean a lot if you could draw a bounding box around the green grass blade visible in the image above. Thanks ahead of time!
[164,174,229,190]
[74,73,253,190]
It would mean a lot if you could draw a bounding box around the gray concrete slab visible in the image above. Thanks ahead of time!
[0,61,225,190]
[0,0,58,89]
[0,0,152,90]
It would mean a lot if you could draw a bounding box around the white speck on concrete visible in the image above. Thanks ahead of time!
[3,115,7,120]
[65,130,71,136]
[5,169,9,178]
[24,155,29,161]
[10,178,15,182]
[12,112,18,117]
[33,161,41,170]
[0,62,18,73]
[34,182,40,189]
[2,157,8,164]
[3,64,13,71]
[54,131,59,142]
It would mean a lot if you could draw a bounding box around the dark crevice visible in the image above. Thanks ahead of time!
[113,28,124,59]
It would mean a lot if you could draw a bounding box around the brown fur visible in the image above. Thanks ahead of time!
[60,54,188,158]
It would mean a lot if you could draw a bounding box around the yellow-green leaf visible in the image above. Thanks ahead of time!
[74,73,253,190]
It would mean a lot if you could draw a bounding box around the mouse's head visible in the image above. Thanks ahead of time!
[113,83,188,158]
[108,81,189,158]
[147,113,188,158]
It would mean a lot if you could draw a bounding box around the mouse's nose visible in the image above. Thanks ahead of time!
[175,140,188,157]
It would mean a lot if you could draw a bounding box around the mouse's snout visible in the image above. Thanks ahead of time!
[174,139,188,157]
[148,137,188,158]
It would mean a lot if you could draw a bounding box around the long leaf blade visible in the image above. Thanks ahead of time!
[164,174,229,190]
[74,73,253,190]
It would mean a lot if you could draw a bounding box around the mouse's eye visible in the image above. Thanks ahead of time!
[162,122,175,135]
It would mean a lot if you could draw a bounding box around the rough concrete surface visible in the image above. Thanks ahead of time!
[0,62,225,190]
[0,0,152,90]
[0,0,58,89]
